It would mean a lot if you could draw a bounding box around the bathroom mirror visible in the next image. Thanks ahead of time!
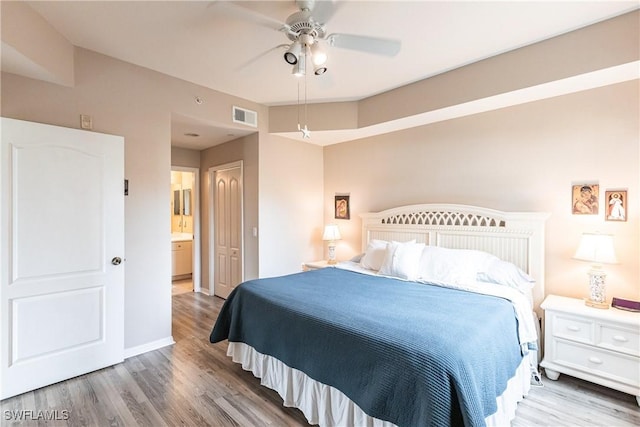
[173,190,181,215]
[183,189,191,216]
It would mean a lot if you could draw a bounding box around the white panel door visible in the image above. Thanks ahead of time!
[214,166,243,299]
[0,118,124,399]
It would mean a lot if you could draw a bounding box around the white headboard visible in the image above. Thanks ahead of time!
[360,204,550,312]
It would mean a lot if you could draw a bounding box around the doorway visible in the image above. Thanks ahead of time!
[170,167,200,294]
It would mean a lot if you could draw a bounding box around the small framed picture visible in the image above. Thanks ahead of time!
[335,195,350,220]
[605,190,627,222]
[572,184,599,215]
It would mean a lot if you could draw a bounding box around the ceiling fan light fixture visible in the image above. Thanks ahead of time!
[292,53,306,77]
[310,42,327,66]
[292,64,303,77]
[284,41,302,65]
[314,65,327,75]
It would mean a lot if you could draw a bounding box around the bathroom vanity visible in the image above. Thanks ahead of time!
[171,233,192,279]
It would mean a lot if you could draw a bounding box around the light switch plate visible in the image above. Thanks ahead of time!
[80,114,93,130]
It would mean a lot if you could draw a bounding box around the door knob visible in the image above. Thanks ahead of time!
[111,257,122,265]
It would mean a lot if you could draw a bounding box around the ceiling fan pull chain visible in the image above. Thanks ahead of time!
[297,80,301,129]
[302,60,311,139]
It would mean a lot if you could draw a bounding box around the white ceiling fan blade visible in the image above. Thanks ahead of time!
[308,0,342,24]
[236,44,289,72]
[213,0,285,31]
[326,33,401,57]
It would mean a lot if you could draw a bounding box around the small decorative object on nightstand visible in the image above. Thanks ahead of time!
[573,232,617,308]
[302,260,334,271]
[322,224,341,265]
[540,295,640,406]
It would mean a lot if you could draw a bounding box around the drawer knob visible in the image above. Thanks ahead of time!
[567,325,581,332]
[588,356,603,364]
[612,335,628,343]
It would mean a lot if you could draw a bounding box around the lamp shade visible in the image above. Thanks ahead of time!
[574,233,617,265]
[322,224,341,241]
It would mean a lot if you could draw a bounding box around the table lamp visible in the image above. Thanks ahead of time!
[573,232,617,309]
[322,224,341,264]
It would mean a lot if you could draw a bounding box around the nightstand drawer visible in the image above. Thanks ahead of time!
[598,324,640,357]
[555,340,639,388]
[553,313,593,344]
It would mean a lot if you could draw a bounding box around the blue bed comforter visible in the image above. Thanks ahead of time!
[210,268,523,427]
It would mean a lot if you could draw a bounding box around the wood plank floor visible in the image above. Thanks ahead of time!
[172,278,193,296]
[2,292,639,427]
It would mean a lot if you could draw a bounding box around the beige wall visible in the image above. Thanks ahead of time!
[358,10,639,128]
[1,47,265,353]
[324,80,639,302]
[200,134,260,293]
[1,1,74,86]
[259,134,324,277]
[198,132,324,283]
[269,101,358,133]
[171,147,201,169]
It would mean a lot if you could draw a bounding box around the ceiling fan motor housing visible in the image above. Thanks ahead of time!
[285,10,326,41]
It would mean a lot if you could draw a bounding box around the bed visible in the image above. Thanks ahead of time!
[210,204,550,426]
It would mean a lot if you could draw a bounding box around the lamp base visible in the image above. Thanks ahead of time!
[585,268,607,309]
[584,298,609,309]
[327,243,337,265]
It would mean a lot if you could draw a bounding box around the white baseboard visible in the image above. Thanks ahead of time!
[124,336,175,359]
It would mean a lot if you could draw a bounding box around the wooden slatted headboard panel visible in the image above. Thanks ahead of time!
[360,204,550,312]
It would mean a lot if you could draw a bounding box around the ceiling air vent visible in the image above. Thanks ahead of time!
[232,106,257,128]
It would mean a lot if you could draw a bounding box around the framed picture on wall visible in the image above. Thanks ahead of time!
[572,183,599,215]
[605,190,627,221]
[335,195,350,220]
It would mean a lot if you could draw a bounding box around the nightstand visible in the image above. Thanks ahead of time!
[302,260,336,271]
[540,295,640,406]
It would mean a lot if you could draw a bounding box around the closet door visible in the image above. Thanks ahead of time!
[214,165,243,299]
[0,118,124,399]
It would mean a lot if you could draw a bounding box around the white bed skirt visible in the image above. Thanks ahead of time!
[227,342,532,426]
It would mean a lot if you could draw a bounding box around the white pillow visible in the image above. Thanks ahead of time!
[378,240,425,281]
[415,245,535,294]
[350,253,364,263]
[359,239,388,271]
[477,257,536,294]
[417,246,490,285]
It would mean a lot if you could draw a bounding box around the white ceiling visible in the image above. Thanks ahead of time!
[20,1,640,149]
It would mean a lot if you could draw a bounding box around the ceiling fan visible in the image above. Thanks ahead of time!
[229,0,402,77]
[282,0,401,76]
[280,0,402,76]
[222,0,401,139]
